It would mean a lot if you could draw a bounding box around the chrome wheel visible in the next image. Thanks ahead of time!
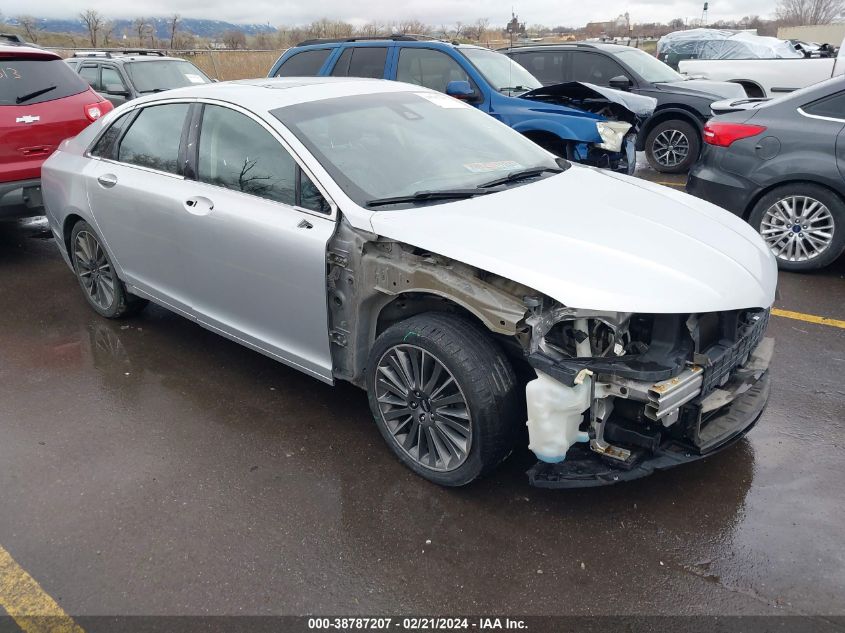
[760,196,835,262]
[73,230,116,311]
[374,344,472,472]
[652,129,690,168]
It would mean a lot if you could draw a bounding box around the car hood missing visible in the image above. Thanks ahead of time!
[367,166,777,314]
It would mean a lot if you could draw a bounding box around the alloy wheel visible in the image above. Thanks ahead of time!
[652,129,690,168]
[760,196,835,262]
[73,230,116,311]
[374,344,472,472]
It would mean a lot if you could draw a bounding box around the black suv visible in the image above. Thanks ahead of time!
[65,50,212,107]
[502,43,747,173]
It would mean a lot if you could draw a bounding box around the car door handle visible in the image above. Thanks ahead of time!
[184,196,214,216]
[97,174,118,188]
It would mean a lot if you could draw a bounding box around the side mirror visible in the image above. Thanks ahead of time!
[104,84,129,96]
[445,80,478,101]
[608,75,633,91]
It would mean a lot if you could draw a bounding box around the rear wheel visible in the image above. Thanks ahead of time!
[70,220,147,318]
[749,183,845,271]
[366,313,521,486]
[645,119,700,174]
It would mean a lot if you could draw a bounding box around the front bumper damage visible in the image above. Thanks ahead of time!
[522,307,773,488]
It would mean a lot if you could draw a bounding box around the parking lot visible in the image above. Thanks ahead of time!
[0,160,843,626]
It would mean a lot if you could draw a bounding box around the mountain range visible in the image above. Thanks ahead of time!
[1,16,277,39]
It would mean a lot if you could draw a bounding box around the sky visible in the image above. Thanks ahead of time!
[1,0,778,28]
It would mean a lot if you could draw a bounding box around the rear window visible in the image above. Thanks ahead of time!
[0,58,88,106]
[275,49,332,77]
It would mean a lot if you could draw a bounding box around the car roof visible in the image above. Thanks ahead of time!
[500,42,632,53]
[128,76,429,111]
[0,43,60,59]
[69,52,188,63]
[289,37,476,51]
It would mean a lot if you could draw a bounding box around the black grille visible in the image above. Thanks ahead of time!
[700,309,770,396]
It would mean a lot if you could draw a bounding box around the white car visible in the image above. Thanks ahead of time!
[679,35,845,98]
[41,78,777,488]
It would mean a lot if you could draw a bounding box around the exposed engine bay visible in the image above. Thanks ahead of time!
[520,81,656,129]
[326,227,773,488]
[520,82,656,172]
[523,302,773,487]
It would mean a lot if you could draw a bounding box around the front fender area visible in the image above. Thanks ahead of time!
[509,117,601,144]
[636,107,705,151]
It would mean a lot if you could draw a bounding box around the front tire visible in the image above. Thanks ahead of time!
[645,119,700,174]
[366,313,521,486]
[70,220,147,318]
[749,183,845,271]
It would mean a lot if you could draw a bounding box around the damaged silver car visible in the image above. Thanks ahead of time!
[42,78,778,488]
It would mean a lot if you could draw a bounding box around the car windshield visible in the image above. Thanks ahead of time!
[612,49,684,83]
[272,91,560,208]
[459,47,542,94]
[0,58,88,106]
[124,60,210,93]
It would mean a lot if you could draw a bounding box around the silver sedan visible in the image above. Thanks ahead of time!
[42,78,776,488]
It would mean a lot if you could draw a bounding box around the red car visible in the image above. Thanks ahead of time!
[1,41,112,217]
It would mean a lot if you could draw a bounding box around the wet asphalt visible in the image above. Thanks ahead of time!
[0,166,843,620]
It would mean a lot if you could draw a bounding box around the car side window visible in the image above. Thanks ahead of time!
[275,49,332,77]
[346,47,388,78]
[90,111,133,158]
[803,91,845,120]
[330,49,353,76]
[79,64,99,89]
[101,66,126,91]
[570,52,627,85]
[513,51,567,84]
[396,48,470,93]
[117,104,189,174]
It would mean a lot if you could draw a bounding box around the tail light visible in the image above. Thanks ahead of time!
[703,122,767,147]
[84,100,113,122]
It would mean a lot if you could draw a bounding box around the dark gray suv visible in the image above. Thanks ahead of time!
[65,50,211,107]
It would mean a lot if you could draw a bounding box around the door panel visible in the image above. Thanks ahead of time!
[85,102,194,313]
[180,183,336,379]
[182,103,336,379]
[85,160,194,314]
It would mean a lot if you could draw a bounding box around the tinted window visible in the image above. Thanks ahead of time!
[347,47,387,78]
[90,111,132,158]
[804,91,845,120]
[396,48,470,93]
[276,49,332,77]
[118,104,188,173]
[101,66,126,91]
[198,105,296,204]
[0,58,89,105]
[79,64,99,89]
[330,49,353,76]
[512,51,568,84]
[570,52,627,85]
[124,60,210,93]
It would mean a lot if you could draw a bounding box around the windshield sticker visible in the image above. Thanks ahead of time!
[185,73,206,84]
[463,160,524,173]
[415,92,469,109]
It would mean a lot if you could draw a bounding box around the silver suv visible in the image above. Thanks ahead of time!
[65,50,211,107]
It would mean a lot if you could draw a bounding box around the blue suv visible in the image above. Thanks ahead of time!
[268,36,656,174]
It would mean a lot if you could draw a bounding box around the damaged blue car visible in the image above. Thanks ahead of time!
[268,37,657,174]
